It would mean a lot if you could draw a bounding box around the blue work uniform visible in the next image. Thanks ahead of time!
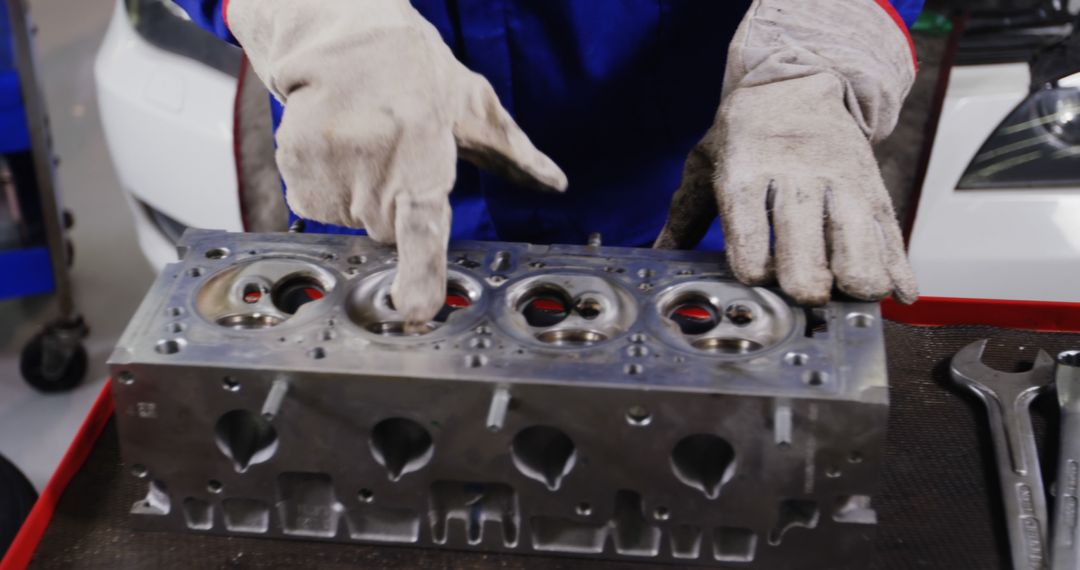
[177,0,924,250]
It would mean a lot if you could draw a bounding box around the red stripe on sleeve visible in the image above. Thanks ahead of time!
[873,0,918,72]
[222,0,231,31]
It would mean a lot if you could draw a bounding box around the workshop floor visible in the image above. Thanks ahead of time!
[0,0,154,491]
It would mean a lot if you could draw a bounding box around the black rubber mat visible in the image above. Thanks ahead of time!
[26,323,1080,569]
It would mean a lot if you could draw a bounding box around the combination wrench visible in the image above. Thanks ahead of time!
[1052,351,1080,570]
[951,339,1055,570]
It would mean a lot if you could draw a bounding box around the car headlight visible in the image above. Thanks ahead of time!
[958,75,1080,190]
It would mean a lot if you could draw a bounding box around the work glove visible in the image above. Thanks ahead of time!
[227,0,567,327]
[655,0,919,305]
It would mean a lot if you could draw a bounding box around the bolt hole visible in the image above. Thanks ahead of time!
[308,347,326,360]
[359,489,375,503]
[205,248,230,260]
[167,322,185,334]
[848,451,864,464]
[207,480,223,494]
[321,252,337,261]
[825,466,841,478]
[630,333,646,344]
[626,405,652,426]
[130,464,147,478]
[576,502,592,516]
[466,354,487,368]
[637,268,656,279]
[627,345,648,358]
[785,352,809,366]
[117,371,135,385]
[625,364,644,376]
[167,307,184,317]
[654,506,671,521]
[347,255,367,265]
[154,339,184,355]
[803,370,828,387]
[469,338,491,350]
[223,377,240,392]
[847,313,875,329]
[188,267,205,278]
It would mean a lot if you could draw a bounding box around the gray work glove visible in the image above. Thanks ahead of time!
[656,0,919,305]
[227,0,567,327]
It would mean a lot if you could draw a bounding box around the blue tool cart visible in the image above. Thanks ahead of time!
[3,0,88,392]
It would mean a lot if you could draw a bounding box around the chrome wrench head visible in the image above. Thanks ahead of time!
[950,339,1056,401]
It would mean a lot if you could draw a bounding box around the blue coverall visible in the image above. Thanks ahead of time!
[177,0,924,250]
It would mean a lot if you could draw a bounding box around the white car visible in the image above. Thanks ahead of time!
[95,0,1080,303]
[907,6,1080,303]
[95,0,282,272]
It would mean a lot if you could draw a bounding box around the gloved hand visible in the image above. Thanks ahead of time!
[656,0,919,305]
[227,0,567,326]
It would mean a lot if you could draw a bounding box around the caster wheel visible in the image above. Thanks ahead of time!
[0,454,37,557]
[19,330,88,392]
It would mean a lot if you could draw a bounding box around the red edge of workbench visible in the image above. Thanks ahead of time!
[0,382,114,570]
[2,296,1078,568]
[882,296,1080,333]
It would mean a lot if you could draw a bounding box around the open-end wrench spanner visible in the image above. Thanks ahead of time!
[951,339,1055,570]
[1052,350,1080,570]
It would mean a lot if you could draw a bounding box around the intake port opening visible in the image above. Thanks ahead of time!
[215,409,279,473]
[369,281,475,337]
[511,426,577,491]
[666,294,720,336]
[370,418,434,481]
[501,274,637,349]
[519,286,572,328]
[197,259,335,330]
[272,274,327,315]
[654,282,795,356]
[433,282,473,323]
[670,434,736,500]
